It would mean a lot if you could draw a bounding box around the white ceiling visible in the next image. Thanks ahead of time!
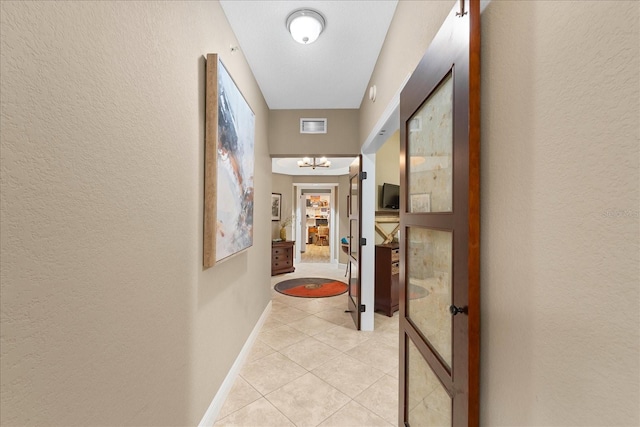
[219,1,398,110]
[220,1,397,176]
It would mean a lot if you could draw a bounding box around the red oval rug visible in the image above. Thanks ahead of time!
[274,277,348,298]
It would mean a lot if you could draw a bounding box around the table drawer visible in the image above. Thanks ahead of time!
[391,262,400,275]
[391,248,400,262]
[272,253,291,262]
[272,247,287,256]
[273,259,293,269]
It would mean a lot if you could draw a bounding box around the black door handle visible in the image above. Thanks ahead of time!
[449,305,468,316]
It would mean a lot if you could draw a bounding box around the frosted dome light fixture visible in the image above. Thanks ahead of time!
[286,9,326,44]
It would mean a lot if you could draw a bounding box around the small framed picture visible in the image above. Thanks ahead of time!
[271,193,282,221]
[410,193,431,213]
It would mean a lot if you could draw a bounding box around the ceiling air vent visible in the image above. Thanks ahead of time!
[300,118,327,134]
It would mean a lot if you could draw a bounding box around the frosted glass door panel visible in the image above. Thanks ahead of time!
[350,219,359,260]
[408,73,453,213]
[350,178,359,216]
[407,340,452,426]
[407,227,453,368]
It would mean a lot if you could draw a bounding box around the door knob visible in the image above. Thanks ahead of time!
[449,305,468,316]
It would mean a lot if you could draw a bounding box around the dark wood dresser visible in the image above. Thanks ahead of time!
[271,240,295,276]
[375,242,400,316]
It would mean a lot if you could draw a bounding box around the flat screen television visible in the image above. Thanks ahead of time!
[381,183,400,210]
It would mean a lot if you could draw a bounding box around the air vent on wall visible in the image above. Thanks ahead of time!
[300,118,327,134]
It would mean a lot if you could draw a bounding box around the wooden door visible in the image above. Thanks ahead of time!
[399,0,480,425]
[347,155,363,330]
[299,194,307,253]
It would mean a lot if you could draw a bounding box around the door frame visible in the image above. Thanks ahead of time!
[346,156,364,329]
[361,76,412,332]
[293,183,338,264]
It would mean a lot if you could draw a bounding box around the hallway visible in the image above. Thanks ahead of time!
[214,263,400,426]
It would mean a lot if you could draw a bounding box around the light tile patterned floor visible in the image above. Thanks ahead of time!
[214,262,400,427]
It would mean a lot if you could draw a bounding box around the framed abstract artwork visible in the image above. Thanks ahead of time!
[204,53,255,268]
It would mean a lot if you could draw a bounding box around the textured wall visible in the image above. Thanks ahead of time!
[0,1,271,425]
[480,1,639,425]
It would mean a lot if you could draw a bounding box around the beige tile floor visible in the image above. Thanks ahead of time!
[214,262,400,427]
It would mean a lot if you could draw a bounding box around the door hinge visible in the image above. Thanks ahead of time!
[359,304,366,313]
[360,237,367,246]
[359,171,367,180]
[456,0,467,17]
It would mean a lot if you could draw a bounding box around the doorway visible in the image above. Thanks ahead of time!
[300,192,331,263]
[293,183,338,265]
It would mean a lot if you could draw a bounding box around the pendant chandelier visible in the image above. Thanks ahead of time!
[297,157,331,169]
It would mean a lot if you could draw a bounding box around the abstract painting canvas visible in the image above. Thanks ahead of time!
[204,53,255,268]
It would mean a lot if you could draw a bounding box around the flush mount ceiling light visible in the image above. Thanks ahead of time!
[286,9,326,44]
[297,157,331,169]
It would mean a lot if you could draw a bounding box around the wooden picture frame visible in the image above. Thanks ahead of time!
[204,53,255,268]
[271,193,282,221]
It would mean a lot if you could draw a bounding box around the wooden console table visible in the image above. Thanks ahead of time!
[271,240,295,276]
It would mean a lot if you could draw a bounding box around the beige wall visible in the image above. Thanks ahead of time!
[374,131,400,245]
[359,0,455,143]
[0,1,271,425]
[271,173,294,238]
[479,2,638,424]
[375,130,400,207]
[269,109,360,156]
[360,0,639,425]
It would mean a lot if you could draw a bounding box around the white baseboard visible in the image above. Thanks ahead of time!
[198,301,272,427]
